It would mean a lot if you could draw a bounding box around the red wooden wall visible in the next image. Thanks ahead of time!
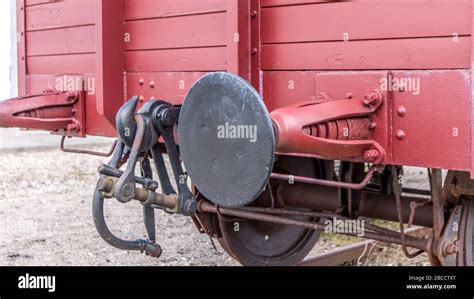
[17,0,474,173]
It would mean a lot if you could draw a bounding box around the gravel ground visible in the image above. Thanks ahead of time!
[0,145,431,266]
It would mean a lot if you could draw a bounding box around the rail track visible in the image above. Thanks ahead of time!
[299,227,431,266]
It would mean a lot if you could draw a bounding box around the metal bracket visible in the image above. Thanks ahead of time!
[271,90,385,164]
[0,91,86,137]
[434,205,463,265]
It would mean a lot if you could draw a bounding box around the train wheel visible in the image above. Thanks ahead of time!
[456,198,473,266]
[216,156,330,266]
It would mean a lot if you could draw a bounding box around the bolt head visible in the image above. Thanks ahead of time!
[67,123,79,132]
[443,243,459,256]
[185,199,198,213]
[363,150,379,162]
[363,95,377,106]
[121,184,134,197]
[67,91,78,101]
[98,178,113,192]
[363,96,371,105]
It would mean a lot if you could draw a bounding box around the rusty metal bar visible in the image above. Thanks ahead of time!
[237,206,405,238]
[300,240,374,266]
[299,226,431,266]
[430,168,445,240]
[358,192,434,228]
[237,206,341,220]
[277,182,434,228]
[271,166,380,190]
[98,164,158,190]
[198,201,428,250]
[403,187,431,196]
[391,165,425,258]
[60,136,118,157]
[97,177,178,210]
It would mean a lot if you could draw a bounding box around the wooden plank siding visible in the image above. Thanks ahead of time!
[19,0,474,139]
[24,0,97,77]
[260,1,471,70]
[124,1,227,73]
[21,0,473,80]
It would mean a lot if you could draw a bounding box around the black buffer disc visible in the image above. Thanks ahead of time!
[178,72,275,208]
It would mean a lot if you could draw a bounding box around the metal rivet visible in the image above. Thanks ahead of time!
[397,106,406,117]
[396,130,406,140]
[138,78,144,86]
[149,81,155,88]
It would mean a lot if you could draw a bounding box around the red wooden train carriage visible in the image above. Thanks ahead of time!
[0,0,473,266]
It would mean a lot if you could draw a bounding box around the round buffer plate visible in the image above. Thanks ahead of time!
[178,72,275,208]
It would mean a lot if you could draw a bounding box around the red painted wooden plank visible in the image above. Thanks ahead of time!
[263,71,388,111]
[27,54,95,75]
[471,0,474,178]
[125,47,227,72]
[262,71,319,111]
[17,0,27,96]
[26,25,95,56]
[125,0,227,21]
[26,73,91,94]
[25,0,54,6]
[261,0,330,7]
[25,74,57,94]
[262,2,470,43]
[25,0,95,31]
[126,72,208,105]
[226,0,239,75]
[261,37,470,70]
[125,13,226,51]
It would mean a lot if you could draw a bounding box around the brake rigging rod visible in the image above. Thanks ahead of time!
[98,163,159,191]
